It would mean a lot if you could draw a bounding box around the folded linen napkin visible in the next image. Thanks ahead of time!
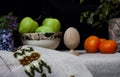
[0,45,93,77]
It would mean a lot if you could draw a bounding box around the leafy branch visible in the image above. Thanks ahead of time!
[80,0,120,28]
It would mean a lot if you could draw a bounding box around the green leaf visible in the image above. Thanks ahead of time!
[99,13,104,20]
[92,22,101,27]
[83,12,87,17]
[102,6,109,16]
[87,13,94,24]
[79,0,120,29]
[8,11,13,16]
[100,0,104,3]
[80,16,83,23]
[80,0,84,4]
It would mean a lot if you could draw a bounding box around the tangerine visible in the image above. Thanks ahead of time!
[99,40,118,53]
[84,36,100,53]
[100,38,107,43]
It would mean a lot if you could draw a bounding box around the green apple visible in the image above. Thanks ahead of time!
[19,17,39,34]
[42,18,61,32]
[35,26,55,33]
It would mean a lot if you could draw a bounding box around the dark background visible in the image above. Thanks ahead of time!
[0,0,108,50]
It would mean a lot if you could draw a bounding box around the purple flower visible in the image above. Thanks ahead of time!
[5,15,18,31]
[0,12,18,31]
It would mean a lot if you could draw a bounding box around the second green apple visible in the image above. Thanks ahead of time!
[35,18,61,33]
[35,26,55,33]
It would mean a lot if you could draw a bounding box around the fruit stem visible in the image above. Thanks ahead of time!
[35,15,42,21]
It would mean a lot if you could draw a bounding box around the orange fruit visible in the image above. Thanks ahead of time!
[84,36,100,53]
[100,38,107,43]
[99,40,118,53]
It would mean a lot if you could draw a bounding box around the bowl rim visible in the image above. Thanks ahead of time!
[21,32,62,40]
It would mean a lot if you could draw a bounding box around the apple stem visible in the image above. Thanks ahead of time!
[35,15,42,21]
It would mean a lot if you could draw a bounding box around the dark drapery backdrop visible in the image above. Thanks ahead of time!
[0,0,108,50]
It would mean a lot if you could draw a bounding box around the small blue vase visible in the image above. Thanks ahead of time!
[0,29,14,51]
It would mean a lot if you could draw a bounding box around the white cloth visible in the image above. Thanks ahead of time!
[76,52,120,77]
[0,45,93,77]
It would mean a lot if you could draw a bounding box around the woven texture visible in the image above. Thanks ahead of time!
[0,45,93,77]
[1,45,120,77]
[76,52,120,77]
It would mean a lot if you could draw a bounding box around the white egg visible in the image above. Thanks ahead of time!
[64,27,80,50]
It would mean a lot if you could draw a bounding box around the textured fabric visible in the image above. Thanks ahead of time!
[0,45,93,77]
[0,57,13,77]
[72,50,120,77]
[0,51,27,77]
[1,45,120,77]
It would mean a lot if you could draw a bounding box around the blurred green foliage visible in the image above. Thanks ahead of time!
[80,0,120,28]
